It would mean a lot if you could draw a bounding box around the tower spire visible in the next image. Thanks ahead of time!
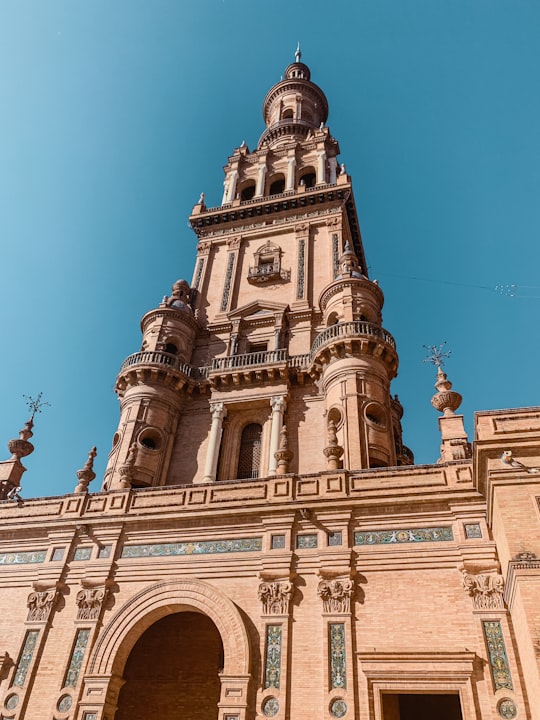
[295,42,301,62]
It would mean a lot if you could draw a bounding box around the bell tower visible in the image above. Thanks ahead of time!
[103,50,412,491]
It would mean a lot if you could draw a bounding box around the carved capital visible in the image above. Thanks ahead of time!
[76,583,110,621]
[227,236,242,250]
[27,587,59,622]
[463,572,505,610]
[270,396,287,414]
[210,402,227,421]
[294,223,309,236]
[317,578,354,613]
[258,580,294,615]
[196,241,212,255]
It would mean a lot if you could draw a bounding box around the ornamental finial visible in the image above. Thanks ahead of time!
[424,345,463,416]
[423,342,451,369]
[295,42,301,63]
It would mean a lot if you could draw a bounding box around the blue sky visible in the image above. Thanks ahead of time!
[1,1,539,498]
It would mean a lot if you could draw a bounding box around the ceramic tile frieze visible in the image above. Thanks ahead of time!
[354,526,453,545]
[483,621,513,691]
[296,238,305,299]
[329,623,346,689]
[13,630,40,686]
[121,537,262,558]
[296,533,317,549]
[220,252,236,311]
[0,551,45,565]
[264,625,282,689]
[64,629,90,688]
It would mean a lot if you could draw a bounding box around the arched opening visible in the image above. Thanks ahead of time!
[115,612,224,720]
[282,108,294,120]
[298,167,316,188]
[239,180,256,201]
[267,174,285,196]
[237,423,262,479]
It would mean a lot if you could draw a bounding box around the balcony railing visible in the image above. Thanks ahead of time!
[120,351,195,377]
[310,321,396,358]
[211,348,287,371]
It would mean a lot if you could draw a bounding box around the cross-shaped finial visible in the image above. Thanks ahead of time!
[23,392,51,419]
[423,342,451,369]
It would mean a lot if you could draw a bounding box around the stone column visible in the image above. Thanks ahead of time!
[255,164,267,197]
[268,397,287,476]
[203,403,227,482]
[328,156,338,184]
[317,150,327,185]
[286,156,296,190]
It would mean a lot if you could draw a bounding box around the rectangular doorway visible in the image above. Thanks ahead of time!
[382,693,463,720]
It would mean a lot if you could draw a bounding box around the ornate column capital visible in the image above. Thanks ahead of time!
[462,571,505,610]
[258,580,294,615]
[317,577,354,613]
[76,581,112,621]
[26,582,61,622]
[270,396,287,414]
[210,402,227,421]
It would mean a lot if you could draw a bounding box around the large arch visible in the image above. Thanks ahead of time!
[89,579,250,677]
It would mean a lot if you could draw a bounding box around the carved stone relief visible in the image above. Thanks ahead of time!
[317,578,354,613]
[258,581,293,615]
[462,572,504,609]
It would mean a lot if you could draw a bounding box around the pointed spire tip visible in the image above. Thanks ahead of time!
[295,42,301,63]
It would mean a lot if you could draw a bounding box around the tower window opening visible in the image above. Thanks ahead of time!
[138,428,162,452]
[237,423,262,479]
[268,175,285,196]
[165,342,178,355]
[299,169,316,188]
[240,181,256,201]
[282,108,294,120]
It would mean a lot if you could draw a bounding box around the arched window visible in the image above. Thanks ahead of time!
[268,174,285,196]
[240,180,256,201]
[298,167,316,188]
[282,108,294,120]
[237,423,262,479]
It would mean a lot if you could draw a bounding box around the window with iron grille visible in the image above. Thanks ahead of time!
[237,423,262,479]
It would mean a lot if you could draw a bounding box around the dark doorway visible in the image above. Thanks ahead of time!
[116,612,223,720]
[382,693,463,720]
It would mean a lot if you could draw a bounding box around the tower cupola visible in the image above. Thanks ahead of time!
[259,48,329,150]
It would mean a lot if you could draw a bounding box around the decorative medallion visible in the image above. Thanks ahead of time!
[57,694,73,712]
[330,698,347,718]
[262,696,279,717]
[498,698,518,719]
[4,694,19,710]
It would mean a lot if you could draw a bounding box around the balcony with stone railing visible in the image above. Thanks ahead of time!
[309,321,398,376]
[116,350,203,396]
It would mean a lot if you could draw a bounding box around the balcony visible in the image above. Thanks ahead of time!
[247,263,290,284]
[120,350,195,377]
[311,321,396,357]
[211,348,287,371]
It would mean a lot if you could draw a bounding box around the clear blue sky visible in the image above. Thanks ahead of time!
[1,1,539,498]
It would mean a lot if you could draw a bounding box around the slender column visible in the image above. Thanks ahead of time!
[268,397,287,476]
[224,170,238,203]
[203,402,227,482]
[328,156,337,184]
[255,164,267,197]
[316,150,327,185]
[286,156,296,190]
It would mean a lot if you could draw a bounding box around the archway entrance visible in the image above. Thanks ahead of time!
[382,693,463,720]
[115,611,224,720]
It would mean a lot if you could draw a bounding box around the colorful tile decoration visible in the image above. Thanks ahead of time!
[498,699,518,719]
[51,547,65,561]
[0,550,45,565]
[64,629,90,688]
[13,630,39,686]
[263,697,279,717]
[328,531,343,546]
[271,534,286,550]
[4,693,19,710]
[296,237,305,299]
[74,547,92,561]
[330,698,348,718]
[296,534,318,549]
[354,526,453,545]
[332,233,340,278]
[483,621,513,691]
[98,544,112,559]
[57,694,73,712]
[264,625,282,689]
[329,623,346,689]
[121,537,262,558]
[464,523,482,539]
[220,252,236,311]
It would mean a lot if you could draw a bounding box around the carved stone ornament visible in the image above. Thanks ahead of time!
[463,572,505,610]
[317,578,354,613]
[196,240,212,255]
[227,236,242,249]
[27,586,59,622]
[258,580,293,615]
[76,581,111,620]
